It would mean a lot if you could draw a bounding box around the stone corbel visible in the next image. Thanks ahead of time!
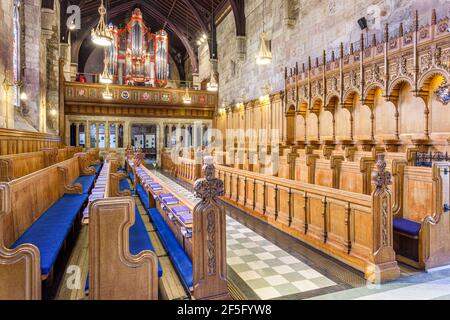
[58,166,82,194]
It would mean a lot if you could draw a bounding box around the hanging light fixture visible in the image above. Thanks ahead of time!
[102,84,113,100]
[91,0,113,47]
[256,0,272,65]
[99,54,113,84]
[207,0,219,92]
[183,82,192,104]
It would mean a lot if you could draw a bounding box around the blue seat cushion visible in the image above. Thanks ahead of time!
[120,179,131,192]
[393,218,421,237]
[75,175,96,194]
[128,171,134,184]
[148,208,192,289]
[130,205,162,277]
[11,194,88,276]
[85,205,162,291]
[94,163,102,174]
[136,184,150,209]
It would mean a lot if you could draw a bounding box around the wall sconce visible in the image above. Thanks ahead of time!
[50,109,58,117]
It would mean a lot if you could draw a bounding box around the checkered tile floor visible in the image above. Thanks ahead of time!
[150,170,336,300]
[226,217,335,299]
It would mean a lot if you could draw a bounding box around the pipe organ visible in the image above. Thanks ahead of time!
[107,8,169,87]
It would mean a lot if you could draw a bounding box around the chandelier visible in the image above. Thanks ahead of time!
[100,57,113,84]
[91,0,113,47]
[102,85,113,100]
[256,0,272,65]
[207,70,218,92]
[183,83,192,104]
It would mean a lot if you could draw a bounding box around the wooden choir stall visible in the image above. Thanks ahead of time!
[128,152,230,300]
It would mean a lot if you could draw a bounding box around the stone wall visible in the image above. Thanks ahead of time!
[0,0,14,128]
[21,0,41,131]
[213,0,449,105]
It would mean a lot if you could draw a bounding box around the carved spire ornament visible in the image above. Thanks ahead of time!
[365,154,400,284]
[192,156,229,300]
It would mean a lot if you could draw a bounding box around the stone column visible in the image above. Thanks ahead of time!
[95,123,99,149]
[105,121,110,150]
[157,123,164,166]
[116,123,120,148]
[176,123,182,145]
[86,121,91,148]
[76,123,80,146]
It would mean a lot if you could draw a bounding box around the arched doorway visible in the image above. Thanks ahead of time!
[131,124,157,160]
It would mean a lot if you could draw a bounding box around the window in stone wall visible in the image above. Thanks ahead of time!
[79,124,86,146]
[90,124,97,148]
[110,124,117,149]
[13,0,21,107]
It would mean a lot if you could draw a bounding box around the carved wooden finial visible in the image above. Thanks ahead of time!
[284,67,288,79]
[331,51,335,62]
[350,43,354,55]
[360,33,364,49]
[192,156,228,300]
[302,63,306,72]
[432,9,437,25]
[340,42,344,57]
[372,34,377,46]
[194,156,224,200]
[399,22,404,37]
[372,154,392,190]
[308,56,312,70]
[315,57,319,67]
[134,152,145,167]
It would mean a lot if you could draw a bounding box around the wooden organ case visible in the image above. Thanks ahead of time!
[107,8,169,87]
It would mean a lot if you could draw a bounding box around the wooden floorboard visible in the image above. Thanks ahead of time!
[55,226,89,300]
[54,192,189,300]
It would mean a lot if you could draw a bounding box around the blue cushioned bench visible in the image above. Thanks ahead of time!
[136,184,150,209]
[94,163,102,175]
[131,205,163,277]
[120,179,132,193]
[147,208,192,290]
[75,175,96,194]
[85,204,162,292]
[393,218,421,238]
[128,171,134,184]
[11,193,89,276]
